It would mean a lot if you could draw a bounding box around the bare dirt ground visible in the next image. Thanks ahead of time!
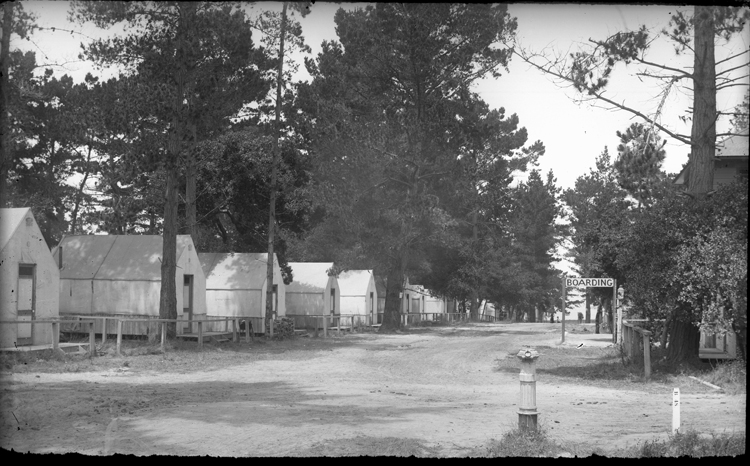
[0,322,745,457]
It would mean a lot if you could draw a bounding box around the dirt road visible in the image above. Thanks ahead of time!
[1,322,745,456]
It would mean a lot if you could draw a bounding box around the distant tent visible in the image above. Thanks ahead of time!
[337,270,377,325]
[0,208,59,347]
[285,262,340,328]
[52,235,206,335]
[199,252,286,334]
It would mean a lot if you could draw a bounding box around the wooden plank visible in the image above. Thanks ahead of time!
[102,317,107,344]
[116,320,122,356]
[89,321,96,357]
[52,322,59,351]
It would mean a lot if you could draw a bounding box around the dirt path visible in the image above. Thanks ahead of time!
[1,323,745,456]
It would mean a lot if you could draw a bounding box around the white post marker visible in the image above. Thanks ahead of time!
[672,388,680,434]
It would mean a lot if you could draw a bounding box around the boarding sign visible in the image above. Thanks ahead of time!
[565,277,614,288]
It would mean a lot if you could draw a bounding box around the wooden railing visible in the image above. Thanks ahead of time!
[0,318,96,356]
[60,315,257,354]
[622,319,653,379]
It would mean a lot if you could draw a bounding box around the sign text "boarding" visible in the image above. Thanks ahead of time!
[565,277,614,288]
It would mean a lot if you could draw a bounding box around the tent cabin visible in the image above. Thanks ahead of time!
[52,235,206,336]
[0,208,60,348]
[402,280,447,316]
[285,262,339,329]
[337,270,377,326]
[673,130,749,189]
[674,131,747,360]
[199,252,286,334]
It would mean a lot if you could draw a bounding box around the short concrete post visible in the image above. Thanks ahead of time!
[337,316,341,336]
[52,321,60,351]
[232,319,238,343]
[161,322,166,350]
[244,319,251,343]
[323,315,328,339]
[270,318,275,338]
[116,319,123,356]
[517,348,540,431]
[197,321,203,348]
[102,317,107,344]
[89,321,96,357]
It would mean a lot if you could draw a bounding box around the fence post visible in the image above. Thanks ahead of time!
[323,315,328,339]
[89,321,96,357]
[52,321,59,351]
[244,319,250,343]
[116,319,122,356]
[161,322,166,351]
[337,317,341,336]
[232,318,238,343]
[102,317,107,344]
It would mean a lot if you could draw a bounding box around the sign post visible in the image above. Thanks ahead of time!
[564,277,616,343]
[561,275,566,343]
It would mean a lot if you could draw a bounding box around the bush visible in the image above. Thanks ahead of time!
[478,427,563,457]
[632,430,745,457]
[265,317,296,340]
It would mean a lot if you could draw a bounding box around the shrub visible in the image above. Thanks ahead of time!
[265,317,296,340]
[480,427,563,457]
[632,430,745,457]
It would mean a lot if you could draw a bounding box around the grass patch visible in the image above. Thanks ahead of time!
[696,359,746,395]
[293,436,440,457]
[472,427,565,457]
[623,430,745,457]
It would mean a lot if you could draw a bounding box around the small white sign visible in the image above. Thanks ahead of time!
[565,277,615,288]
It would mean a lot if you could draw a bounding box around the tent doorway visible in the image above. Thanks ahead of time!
[183,275,193,333]
[17,264,36,346]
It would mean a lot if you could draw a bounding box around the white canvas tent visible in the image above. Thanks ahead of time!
[285,262,339,328]
[337,269,377,325]
[401,280,446,315]
[0,208,60,348]
[199,252,285,334]
[52,235,206,335]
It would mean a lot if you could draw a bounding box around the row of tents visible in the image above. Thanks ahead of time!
[1,208,455,348]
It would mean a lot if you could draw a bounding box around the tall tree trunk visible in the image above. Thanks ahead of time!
[70,144,93,234]
[0,3,13,207]
[666,319,700,367]
[687,5,716,196]
[663,5,717,365]
[159,2,193,338]
[469,209,480,321]
[159,167,179,337]
[381,264,404,330]
[265,1,288,326]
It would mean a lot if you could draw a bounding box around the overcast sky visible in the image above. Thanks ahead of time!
[17,2,749,190]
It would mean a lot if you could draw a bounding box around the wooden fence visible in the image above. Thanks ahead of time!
[0,318,97,356]
[622,319,653,379]
[59,315,258,354]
